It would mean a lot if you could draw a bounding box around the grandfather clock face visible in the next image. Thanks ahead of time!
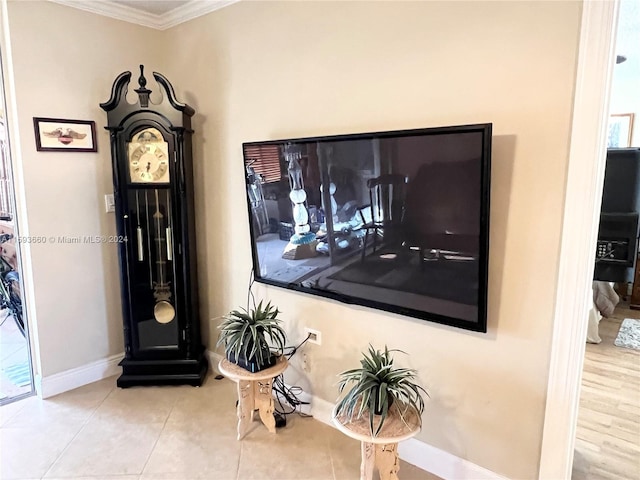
[127,127,178,351]
[128,128,170,184]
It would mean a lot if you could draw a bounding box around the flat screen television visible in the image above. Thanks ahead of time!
[242,123,492,332]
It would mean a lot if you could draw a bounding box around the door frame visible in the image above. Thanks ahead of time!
[0,0,40,397]
[539,0,620,478]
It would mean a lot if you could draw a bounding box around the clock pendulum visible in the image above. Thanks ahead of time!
[135,191,144,262]
[145,190,152,285]
[165,190,173,263]
[101,65,207,387]
[152,188,175,325]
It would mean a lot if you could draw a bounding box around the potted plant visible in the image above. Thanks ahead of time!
[216,300,287,373]
[335,345,428,436]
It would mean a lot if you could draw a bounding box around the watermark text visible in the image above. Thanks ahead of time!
[16,235,128,244]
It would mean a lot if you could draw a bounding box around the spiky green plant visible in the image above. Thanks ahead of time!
[216,301,286,370]
[335,345,428,436]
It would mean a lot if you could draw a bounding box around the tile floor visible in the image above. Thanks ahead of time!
[0,373,440,479]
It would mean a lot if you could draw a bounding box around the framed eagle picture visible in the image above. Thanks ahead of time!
[33,117,97,152]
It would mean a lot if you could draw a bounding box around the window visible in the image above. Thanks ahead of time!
[243,144,281,184]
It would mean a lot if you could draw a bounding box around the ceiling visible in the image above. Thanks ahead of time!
[110,0,191,16]
[51,0,237,29]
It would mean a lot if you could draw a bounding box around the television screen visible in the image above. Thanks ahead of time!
[243,123,491,332]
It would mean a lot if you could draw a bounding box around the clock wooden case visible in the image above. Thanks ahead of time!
[100,66,207,387]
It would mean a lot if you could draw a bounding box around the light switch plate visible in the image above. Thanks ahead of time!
[104,194,115,213]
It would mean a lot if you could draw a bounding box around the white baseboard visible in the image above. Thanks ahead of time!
[398,439,509,480]
[206,350,505,480]
[40,353,122,399]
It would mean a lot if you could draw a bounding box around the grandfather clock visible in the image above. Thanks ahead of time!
[100,66,208,387]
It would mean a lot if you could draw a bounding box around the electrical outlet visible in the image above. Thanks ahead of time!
[302,352,310,372]
[304,327,321,345]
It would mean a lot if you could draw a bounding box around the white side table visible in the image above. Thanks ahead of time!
[332,402,421,480]
[218,355,288,440]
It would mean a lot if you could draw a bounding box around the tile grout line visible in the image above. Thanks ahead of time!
[236,438,244,480]
[40,380,117,479]
[84,379,117,425]
[0,392,29,424]
[137,393,177,478]
[327,428,338,480]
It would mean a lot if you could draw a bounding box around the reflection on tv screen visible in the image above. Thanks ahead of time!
[243,124,491,332]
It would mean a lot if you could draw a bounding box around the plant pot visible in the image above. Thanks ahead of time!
[228,350,277,373]
[372,387,394,415]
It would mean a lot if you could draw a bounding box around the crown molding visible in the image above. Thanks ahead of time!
[50,0,162,29]
[49,0,238,30]
[160,0,238,29]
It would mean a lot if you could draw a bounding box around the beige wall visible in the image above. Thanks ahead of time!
[5,1,163,376]
[164,2,581,478]
[2,0,584,478]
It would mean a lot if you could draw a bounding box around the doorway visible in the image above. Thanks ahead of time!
[0,52,33,405]
[572,0,640,477]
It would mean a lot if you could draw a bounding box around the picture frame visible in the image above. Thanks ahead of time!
[33,117,97,152]
[607,113,634,148]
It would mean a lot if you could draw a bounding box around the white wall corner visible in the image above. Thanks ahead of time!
[539,0,620,479]
[39,353,122,399]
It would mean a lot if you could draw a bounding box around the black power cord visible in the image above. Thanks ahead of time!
[271,333,313,423]
[244,268,313,425]
[247,269,256,311]
[272,377,310,417]
[283,332,312,359]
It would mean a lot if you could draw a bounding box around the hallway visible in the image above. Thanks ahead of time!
[573,302,640,479]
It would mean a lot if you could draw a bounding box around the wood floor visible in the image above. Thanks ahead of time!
[573,302,640,480]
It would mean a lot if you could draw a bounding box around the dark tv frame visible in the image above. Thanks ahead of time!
[242,123,492,333]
